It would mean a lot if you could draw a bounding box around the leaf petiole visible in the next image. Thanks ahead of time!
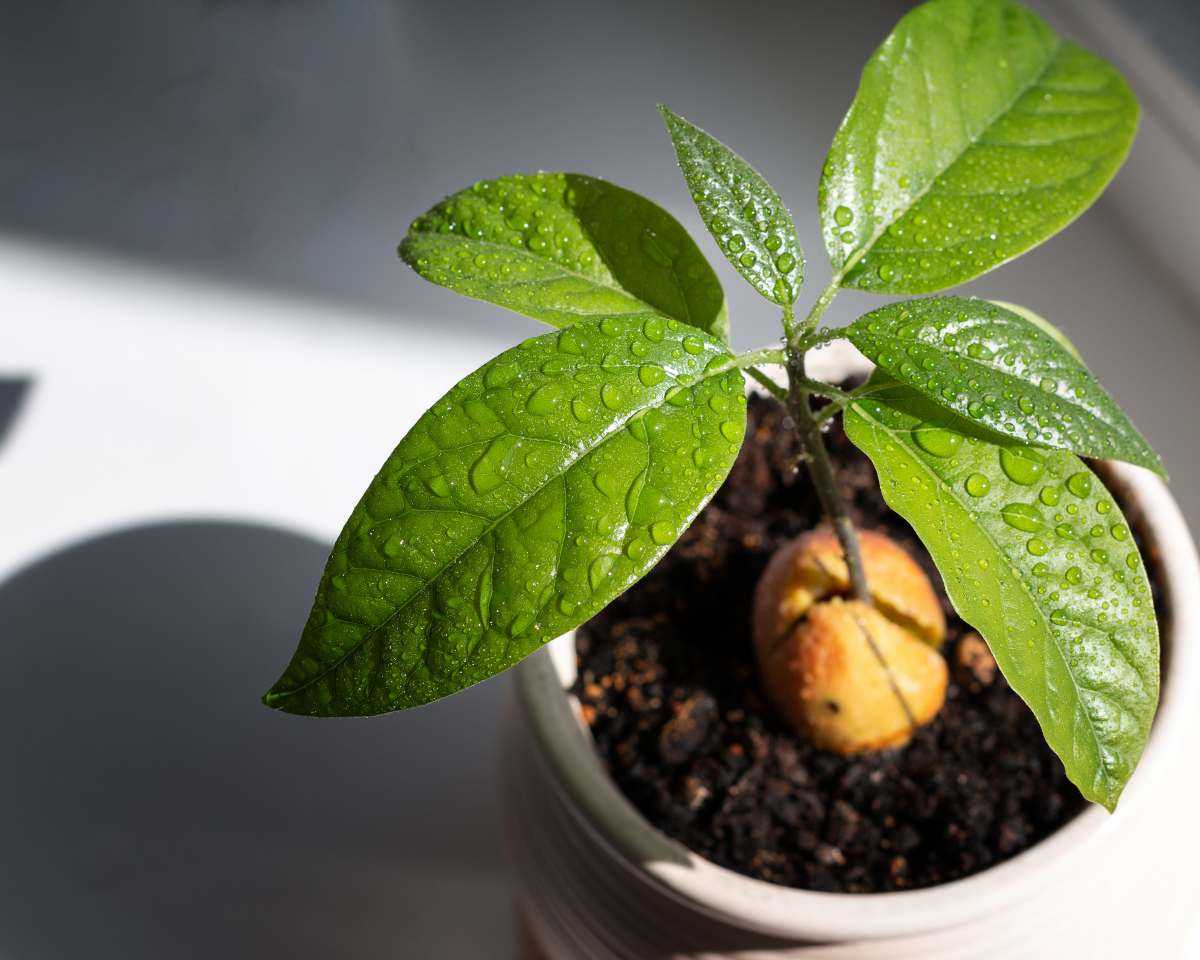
[796,378,851,402]
[794,325,845,352]
[794,278,840,343]
[745,366,788,402]
[812,398,847,427]
[811,381,899,426]
[716,346,788,373]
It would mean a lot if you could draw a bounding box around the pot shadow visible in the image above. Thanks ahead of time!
[0,521,515,959]
[0,377,32,456]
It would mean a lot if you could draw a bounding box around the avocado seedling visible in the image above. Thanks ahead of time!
[264,0,1162,814]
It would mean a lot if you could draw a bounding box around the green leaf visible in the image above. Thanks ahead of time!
[659,105,804,306]
[991,299,1081,359]
[400,172,729,341]
[845,376,1158,810]
[847,296,1164,475]
[263,314,746,716]
[820,0,1138,294]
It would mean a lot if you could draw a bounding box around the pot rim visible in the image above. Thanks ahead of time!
[514,343,1200,942]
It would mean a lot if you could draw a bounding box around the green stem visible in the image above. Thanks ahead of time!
[810,382,891,426]
[745,369,847,406]
[785,354,871,605]
[722,346,787,372]
[792,277,839,345]
[796,326,845,351]
[782,301,797,342]
[745,366,787,401]
[812,398,846,426]
[794,378,851,401]
[783,279,861,575]
[785,344,918,731]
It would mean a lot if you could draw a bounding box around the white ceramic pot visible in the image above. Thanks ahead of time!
[499,346,1200,959]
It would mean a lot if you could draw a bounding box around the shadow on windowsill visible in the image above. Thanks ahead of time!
[0,520,515,959]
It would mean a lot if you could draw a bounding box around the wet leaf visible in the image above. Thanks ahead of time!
[847,296,1163,474]
[660,105,804,305]
[401,172,728,340]
[821,0,1138,293]
[263,315,745,715]
[845,374,1158,810]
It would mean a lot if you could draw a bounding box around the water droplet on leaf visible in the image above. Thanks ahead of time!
[649,521,674,545]
[1067,471,1093,498]
[1001,502,1043,533]
[525,384,559,416]
[639,365,665,387]
[999,447,1044,485]
[913,422,962,457]
[588,555,615,590]
[964,473,991,497]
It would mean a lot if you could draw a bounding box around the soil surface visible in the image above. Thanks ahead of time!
[573,392,1157,893]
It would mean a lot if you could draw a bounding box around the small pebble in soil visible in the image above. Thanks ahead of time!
[955,633,998,692]
[573,393,1099,894]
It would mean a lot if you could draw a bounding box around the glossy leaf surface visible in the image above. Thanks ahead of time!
[992,299,1081,359]
[401,173,728,340]
[847,297,1163,474]
[820,0,1138,293]
[660,105,804,305]
[264,315,745,715]
[845,376,1158,809]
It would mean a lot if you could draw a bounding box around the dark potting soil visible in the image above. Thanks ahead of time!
[573,392,1162,894]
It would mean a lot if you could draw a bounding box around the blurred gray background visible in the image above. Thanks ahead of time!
[1,1,1198,957]
[0,0,1197,347]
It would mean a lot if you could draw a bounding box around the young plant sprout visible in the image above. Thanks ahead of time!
[752,528,949,754]
[264,0,1162,812]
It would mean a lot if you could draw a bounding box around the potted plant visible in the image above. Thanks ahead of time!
[262,0,1198,953]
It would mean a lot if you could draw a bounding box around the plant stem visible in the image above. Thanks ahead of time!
[810,382,890,426]
[793,378,852,401]
[785,343,918,731]
[745,366,788,401]
[795,326,845,351]
[782,301,797,342]
[722,346,787,372]
[785,353,872,605]
[812,398,846,427]
[792,277,839,345]
[743,367,846,405]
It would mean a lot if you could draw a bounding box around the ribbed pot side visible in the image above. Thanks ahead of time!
[500,351,1199,959]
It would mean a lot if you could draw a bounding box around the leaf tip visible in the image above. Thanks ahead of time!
[1122,443,1167,480]
[1088,776,1122,813]
[261,688,284,709]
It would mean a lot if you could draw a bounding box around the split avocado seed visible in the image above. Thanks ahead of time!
[752,528,948,754]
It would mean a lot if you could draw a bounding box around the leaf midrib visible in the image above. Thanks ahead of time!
[834,29,1066,284]
[267,357,737,706]
[855,327,1148,463]
[849,394,1116,799]
[406,232,652,310]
